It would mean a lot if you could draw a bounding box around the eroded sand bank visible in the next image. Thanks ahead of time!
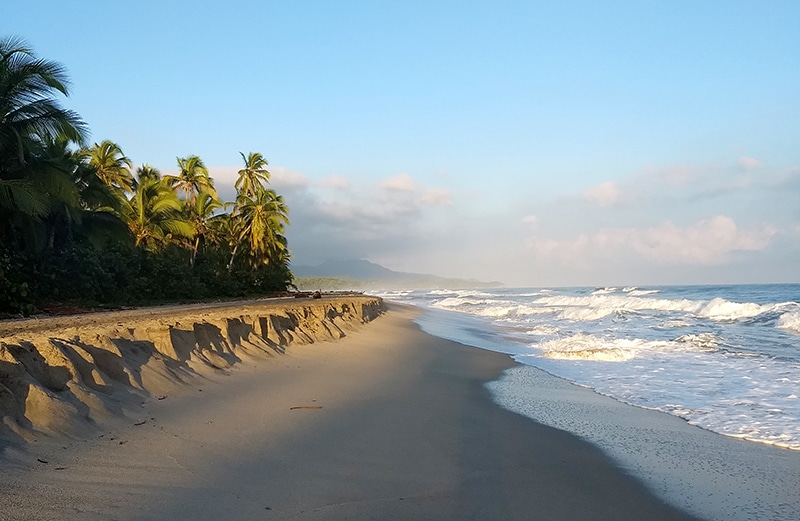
[0,296,383,442]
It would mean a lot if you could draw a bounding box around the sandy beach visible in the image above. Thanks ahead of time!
[0,303,702,520]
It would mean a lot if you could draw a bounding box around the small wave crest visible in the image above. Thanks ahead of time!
[432,297,551,319]
[622,286,660,296]
[536,294,700,321]
[431,296,492,308]
[674,333,722,351]
[777,309,800,334]
[557,306,639,321]
[628,289,660,296]
[537,334,638,362]
[543,347,636,362]
[697,298,772,321]
[535,332,714,360]
[525,325,560,335]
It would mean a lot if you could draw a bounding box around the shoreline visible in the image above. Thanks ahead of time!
[488,364,800,521]
[0,302,699,520]
[411,303,800,521]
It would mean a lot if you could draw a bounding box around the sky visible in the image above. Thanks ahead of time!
[4,1,799,286]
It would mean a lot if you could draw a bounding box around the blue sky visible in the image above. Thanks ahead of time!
[5,1,799,286]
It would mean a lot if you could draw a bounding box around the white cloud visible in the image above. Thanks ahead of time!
[527,215,775,265]
[738,156,763,171]
[521,214,538,227]
[317,174,351,190]
[631,216,774,263]
[204,165,238,186]
[380,173,416,192]
[421,188,453,205]
[582,181,622,207]
[312,188,419,224]
[270,167,310,190]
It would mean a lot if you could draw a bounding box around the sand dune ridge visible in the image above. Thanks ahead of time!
[0,296,384,441]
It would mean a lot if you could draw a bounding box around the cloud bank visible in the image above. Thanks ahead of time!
[526,215,775,265]
[203,153,797,286]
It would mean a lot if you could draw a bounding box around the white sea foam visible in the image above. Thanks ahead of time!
[412,284,800,455]
[432,297,551,319]
[628,289,660,296]
[541,347,636,362]
[537,334,640,361]
[431,296,491,308]
[697,297,772,321]
[536,293,792,324]
[557,306,641,321]
[674,332,722,350]
[535,332,716,361]
[621,286,660,295]
[525,325,559,335]
[454,289,494,298]
[536,294,701,321]
[777,309,800,334]
[662,318,690,328]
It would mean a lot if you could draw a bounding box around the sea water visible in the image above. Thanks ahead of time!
[377,284,800,451]
[378,284,800,520]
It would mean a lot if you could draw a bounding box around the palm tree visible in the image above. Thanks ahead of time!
[211,211,245,270]
[235,152,270,198]
[63,143,129,248]
[131,164,160,192]
[136,164,161,182]
[189,190,223,265]
[0,36,87,174]
[122,176,193,251]
[80,140,133,193]
[234,188,289,266]
[24,134,125,250]
[167,155,217,212]
[0,36,87,244]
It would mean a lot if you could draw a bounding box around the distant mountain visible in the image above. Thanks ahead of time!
[291,259,502,289]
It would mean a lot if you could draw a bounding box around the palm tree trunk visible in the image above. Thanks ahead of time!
[191,236,200,266]
[228,243,239,270]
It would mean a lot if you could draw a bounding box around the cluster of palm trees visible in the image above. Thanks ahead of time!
[0,35,292,311]
[94,145,290,270]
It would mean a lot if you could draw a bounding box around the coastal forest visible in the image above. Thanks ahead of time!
[0,36,293,316]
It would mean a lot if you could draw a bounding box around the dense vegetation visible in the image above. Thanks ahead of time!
[0,36,293,316]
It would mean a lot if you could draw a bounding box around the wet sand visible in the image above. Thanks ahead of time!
[0,304,700,520]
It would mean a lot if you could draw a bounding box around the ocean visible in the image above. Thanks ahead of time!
[376,284,800,520]
[377,284,800,450]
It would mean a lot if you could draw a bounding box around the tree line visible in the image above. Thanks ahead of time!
[0,36,293,315]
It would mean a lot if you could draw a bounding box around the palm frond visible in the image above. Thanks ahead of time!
[0,178,48,217]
